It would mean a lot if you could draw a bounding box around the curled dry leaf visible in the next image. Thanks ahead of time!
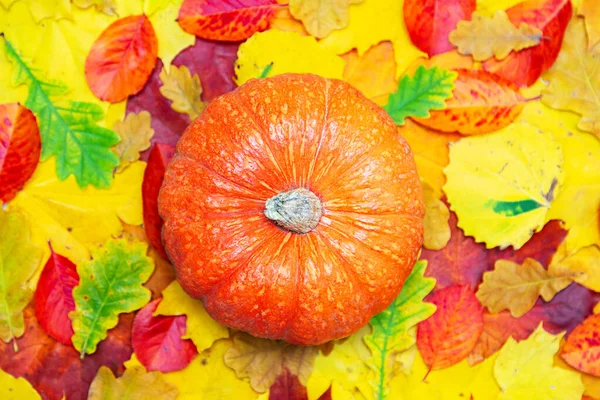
[422,183,451,250]
[112,111,154,173]
[159,65,205,120]
[450,10,543,61]
[88,365,178,400]
[289,0,362,39]
[561,313,600,377]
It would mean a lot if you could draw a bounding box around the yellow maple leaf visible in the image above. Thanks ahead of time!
[494,324,584,400]
[443,122,564,249]
[0,368,41,400]
[289,0,362,39]
[476,258,577,318]
[88,365,178,400]
[159,65,205,120]
[154,281,229,352]
[112,111,154,173]
[542,17,600,138]
[579,0,600,51]
[235,29,345,85]
[423,182,451,251]
[549,243,600,292]
[450,10,543,61]
[318,0,426,78]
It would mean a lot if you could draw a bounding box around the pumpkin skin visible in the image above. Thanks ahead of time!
[158,73,425,346]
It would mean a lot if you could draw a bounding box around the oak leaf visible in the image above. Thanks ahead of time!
[0,368,41,400]
[561,313,600,377]
[88,365,177,400]
[579,0,600,51]
[550,244,600,292]
[450,10,543,61]
[159,65,205,120]
[422,183,451,250]
[268,368,308,400]
[289,0,362,39]
[112,111,154,173]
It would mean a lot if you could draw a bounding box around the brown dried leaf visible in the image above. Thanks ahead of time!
[112,112,154,173]
[159,65,205,120]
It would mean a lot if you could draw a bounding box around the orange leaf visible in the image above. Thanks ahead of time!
[0,103,40,203]
[413,69,526,135]
[417,285,484,371]
[579,0,600,51]
[177,0,282,42]
[85,15,158,103]
[561,313,600,377]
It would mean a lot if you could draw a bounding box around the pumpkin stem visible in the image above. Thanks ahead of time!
[264,188,322,234]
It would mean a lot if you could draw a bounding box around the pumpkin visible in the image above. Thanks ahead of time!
[158,74,425,346]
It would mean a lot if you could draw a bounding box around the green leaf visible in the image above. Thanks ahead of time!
[71,238,154,357]
[0,211,43,351]
[383,66,457,125]
[364,260,436,400]
[3,37,120,188]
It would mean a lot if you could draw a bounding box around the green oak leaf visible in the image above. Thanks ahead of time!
[364,260,436,400]
[383,65,457,125]
[3,37,120,189]
[71,238,154,357]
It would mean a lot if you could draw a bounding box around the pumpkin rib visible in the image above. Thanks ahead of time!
[305,76,331,189]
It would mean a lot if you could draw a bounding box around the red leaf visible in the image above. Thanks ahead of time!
[178,0,281,41]
[85,15,158,102]
[404,0,476,56]
[34,244,79,346]
[132,298,197,372]
[143,143,175,259]
[561,313,600,377]
[269,368,308,400]
[483,0,572,87]
[0,103,40,203]
[0,306,133,400]
[417,285,484,371]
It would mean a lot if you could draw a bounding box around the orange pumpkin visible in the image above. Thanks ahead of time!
[158,74,424,345]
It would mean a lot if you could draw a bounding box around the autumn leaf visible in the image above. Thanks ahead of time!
[0,211,43,350]
[289,0,362,38]
[71,238,154,357]
[234,29,345,85]
[0,103,40,203]
[494,324,584,399]
[0,368,41,400]
[88,365,178,400]
[542,17,600,138]
[268,368,308,400]
[154,281,228,352]
[159,65,205,120]
[560,313,600,377]
[383,66,457,125]
[444,123,564,249]
[85,15,158,103]
[579,0,600,50]
[112,111,154,173]
[422,183,451,250]
[72,0,117,16]
[550,244,600,292]
[450,10,543,61]
[404,0,476,56]
[364,260,437,399]
[412,68,526,135]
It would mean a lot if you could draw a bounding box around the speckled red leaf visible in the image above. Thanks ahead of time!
[178,0,281,41]
[269,368,308,400]
[132,298,197,372]
[0,306,133,400]
[34,244,79,346]
[421,209,567,290]
[85,15,158,102]
[404,0,476,56]
[561,313,600,377]
[0,103,40,203]
[413,69,526,135]
[143,143,175,259]
[417,285,484,370]
[483,0,572,87]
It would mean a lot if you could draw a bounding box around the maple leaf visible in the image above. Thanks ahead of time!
[71,238,154,357]
[422,183,451,250]
[542,17,600,138]
[3,37,120,188]
[289,0,362,38]
[0,211,43,350]
[494,324,584,399]
[384,66,457,125]
[579,0,600,51]
[154,281,228,352]
[561,313,600,377]
[450,10,543,61]
[0,368,41,399]
[444,122,564,249]
[88,364,178,400]
[159,65,205,120]
[112,111,154,173]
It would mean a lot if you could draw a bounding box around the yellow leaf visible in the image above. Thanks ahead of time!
[162,339,258,400]
[72,0,118,16]
[88,365,178,400]
[0,368,41,400]
[476,258,577,318]
[289,0,362,39]
[423,183,451,250]
[26,0,73,22]
[579,0,600,51]
[149,0,195,66]
[475,0,526,16]
[550,244,600,292]
[224,332,317,393]
[494,324,584,400]
[542,17,600,138]
[159,65,205,120]
[318,0,426,78]
[450,10,543,61]
[443,122,564,249]
[234,29,345,85]
[7,159,145,266]
[154,281,229,352]
[112,111,154,173]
